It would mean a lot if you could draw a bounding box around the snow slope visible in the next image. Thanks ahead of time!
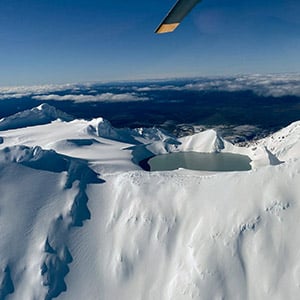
[1,104,300,300]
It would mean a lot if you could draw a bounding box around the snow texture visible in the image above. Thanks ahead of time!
[1,104,300,299]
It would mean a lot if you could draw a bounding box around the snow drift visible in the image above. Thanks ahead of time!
[1,104,300,300]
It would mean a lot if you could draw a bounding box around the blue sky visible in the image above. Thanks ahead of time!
[0,0,299,86]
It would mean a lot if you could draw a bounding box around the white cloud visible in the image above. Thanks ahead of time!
[0,83,149,102]
[184,74,300,97]
[0,74,299,102]
[136,85,182,92]
[0,82,150,103]
[0,93,33,99]
[0,83,75,94]
[0,83,78,100]
[134,73,300,97]
[32,93,149,103]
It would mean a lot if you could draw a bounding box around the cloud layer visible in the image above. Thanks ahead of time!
[135,73,300,98]
[32,93,149,103]
[0,83,149,103]
[0,83,76,99]
[0,73,299,103]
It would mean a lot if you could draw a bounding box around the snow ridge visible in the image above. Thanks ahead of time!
[260,121,300,161]
[0,103,74,131]
[0,144,104,299]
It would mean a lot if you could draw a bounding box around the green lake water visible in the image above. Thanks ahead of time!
[148,152,252,172]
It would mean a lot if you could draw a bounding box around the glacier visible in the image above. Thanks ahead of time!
[0,104,300,299]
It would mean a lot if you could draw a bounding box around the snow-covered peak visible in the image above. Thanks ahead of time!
[178,129,225,153]
[0,103,74,131]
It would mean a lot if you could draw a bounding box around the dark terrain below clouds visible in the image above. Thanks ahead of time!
[0,74,299,140]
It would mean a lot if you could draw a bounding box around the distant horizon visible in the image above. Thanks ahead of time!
[1,71,299,88]
[1,73,300,140]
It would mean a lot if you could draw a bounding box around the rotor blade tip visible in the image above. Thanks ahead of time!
[155,23,180,34]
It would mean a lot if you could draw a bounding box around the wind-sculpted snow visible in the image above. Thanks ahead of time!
[259,121,300,161]
[41,218,73,300]
[0,143,104,299]
[0,267,14,300]
[87,118,139,144]
[1,145,104,227]
[1,105,300,299]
